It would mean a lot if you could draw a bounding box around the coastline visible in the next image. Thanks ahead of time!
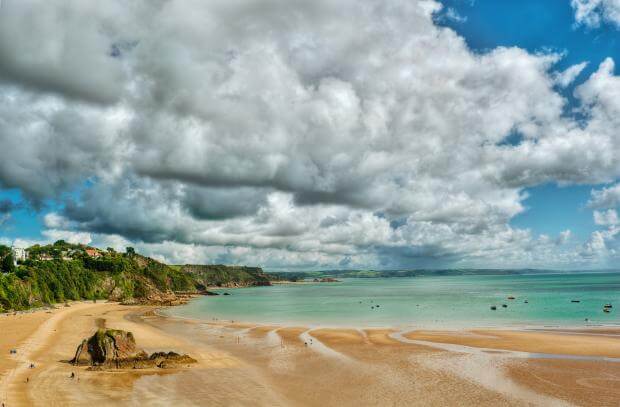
[1,303,619,406]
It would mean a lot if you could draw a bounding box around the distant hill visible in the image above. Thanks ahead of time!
[266,268,572,281]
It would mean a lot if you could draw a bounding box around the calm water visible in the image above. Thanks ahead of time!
[167,273,620,328]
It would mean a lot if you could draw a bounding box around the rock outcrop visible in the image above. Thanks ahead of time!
[71,329,197,370]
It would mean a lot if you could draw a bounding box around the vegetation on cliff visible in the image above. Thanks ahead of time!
[179,264,272,288]
[0,241,268,312]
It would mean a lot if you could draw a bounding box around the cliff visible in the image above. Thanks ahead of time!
[0,242,271,312]
[179,264,272,288]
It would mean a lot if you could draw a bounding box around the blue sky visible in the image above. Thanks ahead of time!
[436,0,618,242]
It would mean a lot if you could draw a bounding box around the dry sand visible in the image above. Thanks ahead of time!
[0,303,618,406]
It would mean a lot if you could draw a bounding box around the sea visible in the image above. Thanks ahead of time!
[166,272,620,329]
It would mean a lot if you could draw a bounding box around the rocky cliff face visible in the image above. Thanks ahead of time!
[180,264,272,287]
[71,329,197,370]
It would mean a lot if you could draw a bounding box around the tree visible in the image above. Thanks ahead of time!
[1,253,16,273]
[126,247,135,255]
[0,245,10,258]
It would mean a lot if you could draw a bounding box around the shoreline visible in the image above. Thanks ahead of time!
[1,302,619,405]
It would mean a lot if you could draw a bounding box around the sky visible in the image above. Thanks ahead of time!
[1,0,620,270]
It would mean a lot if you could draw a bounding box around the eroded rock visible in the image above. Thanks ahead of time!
[71,329,197,370]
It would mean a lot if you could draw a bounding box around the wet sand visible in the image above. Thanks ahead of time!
[0,303,619,406]
[404,329,620,358]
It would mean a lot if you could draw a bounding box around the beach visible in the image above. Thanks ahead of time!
[0,302,618,406]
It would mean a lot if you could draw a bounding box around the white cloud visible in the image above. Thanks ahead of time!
[589,183,620,208]
[41,229,93,245]
[554,62,588,87]
[572,0,620,28]
[557,230,572,245]
[1,1,620,269]
[593,209,619,225]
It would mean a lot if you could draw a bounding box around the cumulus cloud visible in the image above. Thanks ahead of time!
[593,209,619,225]
[553,62,588,88]
[589,183,620,208]
[1,0,620,268]
[572,0,620,28]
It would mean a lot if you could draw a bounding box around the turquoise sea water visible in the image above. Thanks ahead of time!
[167,273,620,328]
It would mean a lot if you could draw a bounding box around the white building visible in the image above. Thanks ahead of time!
[11,247,27,266]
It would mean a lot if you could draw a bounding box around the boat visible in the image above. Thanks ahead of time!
[490,306,497,310]
[603,304,612,308]
[507,296,515,300]
[571,300,580,303]
[501,304,508,308]
[603,308,611,313]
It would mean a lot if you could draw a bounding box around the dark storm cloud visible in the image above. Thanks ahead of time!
[182,187,269,220]
[0,199,16,214]
[0,1,127,105]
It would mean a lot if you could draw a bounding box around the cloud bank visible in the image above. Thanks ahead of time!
[1,0,620,269]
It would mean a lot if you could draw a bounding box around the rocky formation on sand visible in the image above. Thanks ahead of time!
[71,329,197,370]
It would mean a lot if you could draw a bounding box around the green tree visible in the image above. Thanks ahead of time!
[1,253,16,274]
[0,245,10,258]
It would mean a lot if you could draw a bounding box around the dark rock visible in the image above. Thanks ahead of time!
[72,329,140,368]
[71,329,197,370]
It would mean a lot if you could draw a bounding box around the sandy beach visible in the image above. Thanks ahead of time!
[0,303,618,406]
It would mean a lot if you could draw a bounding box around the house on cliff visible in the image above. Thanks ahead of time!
[11,246,27,266]
[85,248,102,258]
